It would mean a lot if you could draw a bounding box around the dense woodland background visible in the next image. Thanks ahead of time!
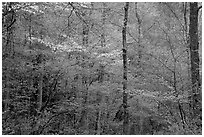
[2,2,202,135]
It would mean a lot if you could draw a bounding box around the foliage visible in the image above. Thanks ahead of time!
[2,2,202,135]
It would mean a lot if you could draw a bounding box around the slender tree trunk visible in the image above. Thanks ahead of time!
[82,18,89,47]
[105,96,110,133]
[79,5,93,131]
[135,2,142,68]
[29,14,32,46]
[183,2,188,42]
[79,75,89,132]
[101,2,106,47]
[5,71,10,112]
[189,2,201,117]
[182,2,192,124]
[122,2,129,135]
[95,64,104,134]
[95,4,106,131]
[5,2,15,58]
[82,3,92,48]
[96,109,101,134]
[38,65,43,112]
[183,2,191,95]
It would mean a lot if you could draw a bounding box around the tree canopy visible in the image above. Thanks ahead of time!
[2,2,202,135]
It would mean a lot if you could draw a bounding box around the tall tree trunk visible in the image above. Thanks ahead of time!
[29,14,32,47]
[79,4,93,131]
[135,2,143,132]
[4,2,16,111]
[135,2,142,68]
[182,2,192,124]
[189,2,201,117]
[183,2,192,95]
[122,2,129,135]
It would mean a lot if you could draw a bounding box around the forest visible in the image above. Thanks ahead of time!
[2,2,202,135]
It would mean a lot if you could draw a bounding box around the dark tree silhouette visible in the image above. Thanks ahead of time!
[189,2,201,118]
[122,2,129,135]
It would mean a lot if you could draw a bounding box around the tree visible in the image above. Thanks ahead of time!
[2,2,202,135]
[189,2,201,118]
[2,2,16,112]
[135,2,142,67]
[122,2,129,135]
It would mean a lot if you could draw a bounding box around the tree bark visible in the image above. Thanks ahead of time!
[189,2,201,117]
[96,109,101,134]
[122,2,129,135]
[82,3,93,47]
[95,64,104,134]
[101,2,106,47]
[38,65,43,112]
[135,2,142,68]
[82,17,89,47]
[4,2,16,111]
